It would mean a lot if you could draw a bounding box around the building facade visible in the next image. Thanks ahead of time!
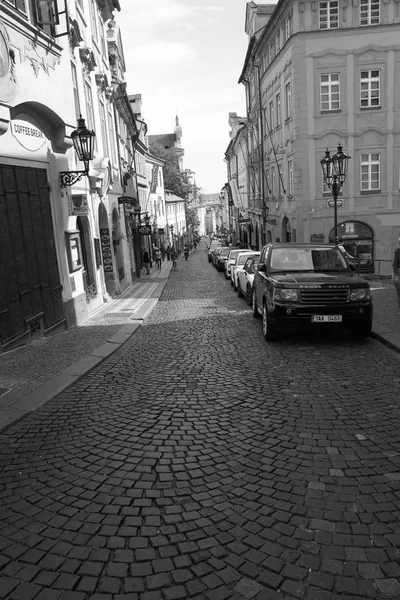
[238,0,400,274]
[0,0,142,353]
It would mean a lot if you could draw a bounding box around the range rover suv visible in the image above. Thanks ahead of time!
[252,243,373,341]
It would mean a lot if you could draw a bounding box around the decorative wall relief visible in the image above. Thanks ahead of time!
[23,39,60,77]
[0,22,18,101]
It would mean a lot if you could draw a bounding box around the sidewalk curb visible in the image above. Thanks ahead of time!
[0,276,170,434]
[371,324,400,355]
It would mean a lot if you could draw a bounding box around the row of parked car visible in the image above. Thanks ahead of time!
[207,238,373,341]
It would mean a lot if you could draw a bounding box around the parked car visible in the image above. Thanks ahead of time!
[207,240,222,262]
[216,246,232,271]
[237,257,259,305]
[252,243,373,341]
[231,251,260,290]
[212,246,223,268]
[225,248,250,280]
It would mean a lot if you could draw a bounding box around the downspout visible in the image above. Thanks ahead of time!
[253,62,266,247]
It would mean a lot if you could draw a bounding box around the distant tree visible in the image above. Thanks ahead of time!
[149,142,201,202]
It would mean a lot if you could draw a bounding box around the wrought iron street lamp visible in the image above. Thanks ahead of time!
[60,115,96,187]
[320,144,351,245]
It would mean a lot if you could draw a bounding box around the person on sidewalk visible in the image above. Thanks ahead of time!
[160,245,165,261]
[142,248,151,275]
[184,245,189,260]
[166,245,171,261]
[155,247,162,269]
[392,242,400,313]
[171,248,178,270]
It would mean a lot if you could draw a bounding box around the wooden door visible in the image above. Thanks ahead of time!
[0,164,64,346]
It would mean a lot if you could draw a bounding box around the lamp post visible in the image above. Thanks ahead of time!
[60,115,96,187]
[320,144,351,245]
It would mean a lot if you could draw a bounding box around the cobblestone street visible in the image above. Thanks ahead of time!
[1,244,400,600]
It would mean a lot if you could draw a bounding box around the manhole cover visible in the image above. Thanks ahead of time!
[0,388,11,397]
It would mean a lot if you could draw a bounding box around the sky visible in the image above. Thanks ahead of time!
[117,0,250,194]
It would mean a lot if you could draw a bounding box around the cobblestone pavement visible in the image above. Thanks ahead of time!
[1,244,400,600]
[0,261,172,415]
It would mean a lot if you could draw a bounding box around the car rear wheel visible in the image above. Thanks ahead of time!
[224,270,230,280]
[262,303,278,341]
[246,285,252,305]
[252,290,260,318]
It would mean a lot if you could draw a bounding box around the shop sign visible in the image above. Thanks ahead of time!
[11,116,46,151]
[158,228,165,235]
[100,228,113,272]
[138,225,151,235]
[238,218,250,224]
[327,198,343,208]
[68,194,88,216]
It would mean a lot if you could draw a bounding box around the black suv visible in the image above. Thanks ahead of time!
[252,243,373,340]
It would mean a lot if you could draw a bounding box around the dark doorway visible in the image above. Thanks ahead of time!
[0,164,64,348]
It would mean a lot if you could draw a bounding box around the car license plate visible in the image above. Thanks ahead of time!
[312,315,342,323]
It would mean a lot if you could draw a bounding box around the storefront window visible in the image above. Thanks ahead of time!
[329,221,374,272]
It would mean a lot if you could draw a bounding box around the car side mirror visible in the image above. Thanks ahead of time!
[349,263,355,272]
[257,263,266,272]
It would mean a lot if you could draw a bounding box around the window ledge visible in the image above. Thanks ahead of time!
[321,109,341,114]
[360,190,381,195]
[284,117,292,123]
[360,106,381,111]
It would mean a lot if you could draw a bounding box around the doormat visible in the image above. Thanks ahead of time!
[0,388,10,397]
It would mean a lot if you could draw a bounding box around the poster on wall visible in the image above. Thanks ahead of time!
[100,228,113,273]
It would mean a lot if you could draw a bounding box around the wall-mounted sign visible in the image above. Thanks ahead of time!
[327,198,344,208]
[100,228,113,272]
[158,228,165,235]
[138,225,151,235]
[68,194,88,216]
[11,115,47,151]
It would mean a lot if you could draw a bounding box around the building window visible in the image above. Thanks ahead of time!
[5,0,27,12]
[285,15,292,40]
[99,100,110,159]
[71,62,81,119]
[360,70,380,108]
[320,73,340,111]
[288,160,293,195]
[276,94,281,127]
[360,0,380,25]
[319,1,339,29]
[107,106,117,166]
[271,167,276,197]
[90,0,99,43]
[84,79,97,151]
[285,82,291,119]
[269,101,274,130]
[361,153,380,190]
[275,30,281,55]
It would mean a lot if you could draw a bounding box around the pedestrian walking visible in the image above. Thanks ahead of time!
[160,245,165,261]
[166,245,171,261]
[171,248,178,270]
[142,248,151,275]
[154,247,162,269]
[184,244,189,260]
[392,241,400,313]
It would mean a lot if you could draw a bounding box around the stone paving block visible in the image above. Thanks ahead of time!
[374,578,400,597]
[234,577,264,599]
